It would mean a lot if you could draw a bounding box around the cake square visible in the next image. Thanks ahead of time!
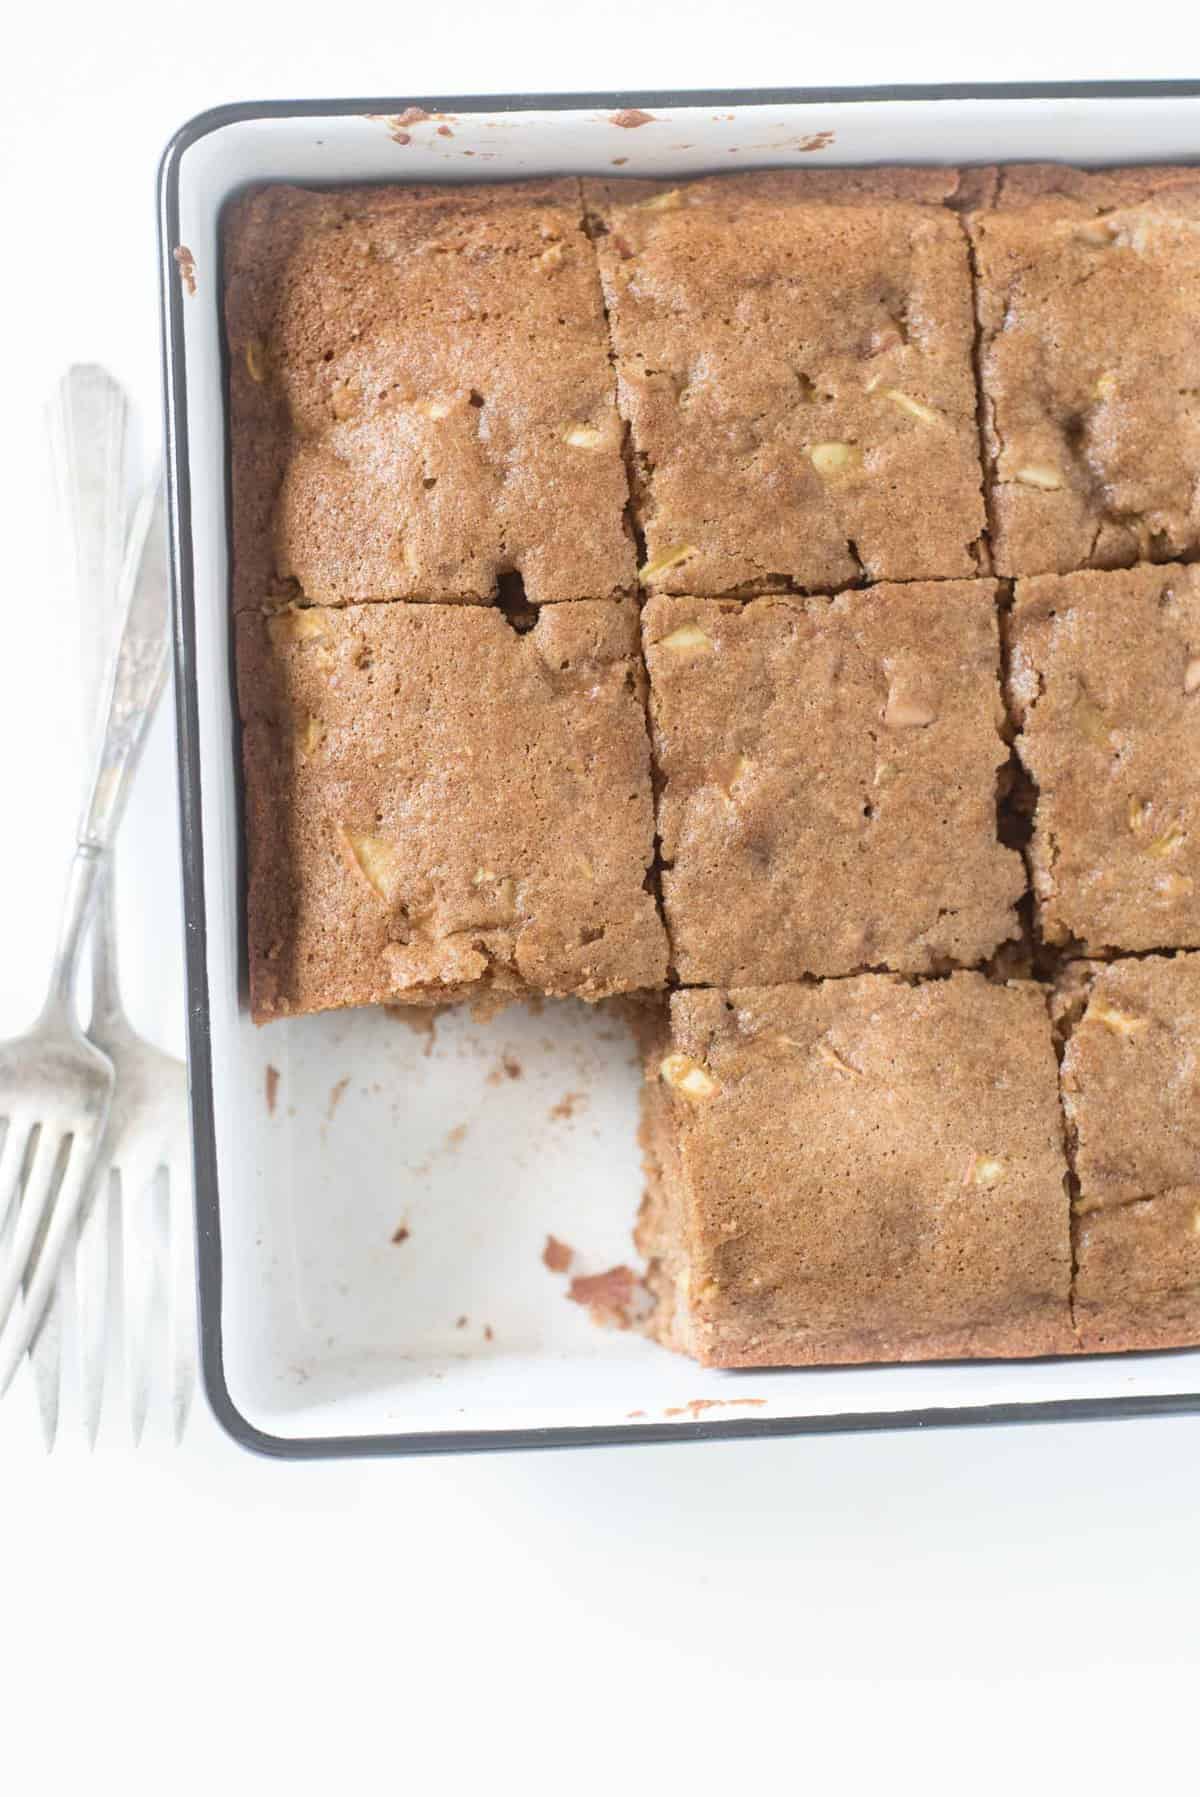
[1073,1194,1200,1355]
[1009,565,1200,953]
[236,599,666,1020]
[637,975,1073,1367]
[643,579,1023,984]
[1055,954,1200,1212]
[968,164,1200,576]
[584,171,987,595]
[224,181,635,611]
[1055,955,1200,1354]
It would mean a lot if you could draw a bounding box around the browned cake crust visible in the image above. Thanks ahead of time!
[968,166,1200,576]
[237,600,666,1020]
[1008,565,1200,953]
[583,170,987,595]
[1074,1191,1200,1354]
[224,180,635,610]
[587,166,991,212]
[643,580,1023,983]
[638,976,1073,1368]
[1054,954,1200,1212]
[990,163,1200,211]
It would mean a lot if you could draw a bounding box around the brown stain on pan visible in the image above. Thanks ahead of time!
[663,1397,766,1419]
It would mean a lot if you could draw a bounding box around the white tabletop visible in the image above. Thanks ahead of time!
[2,2,1197,1783]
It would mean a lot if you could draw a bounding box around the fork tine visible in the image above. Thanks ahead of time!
[166,1157,196,1442]
[0,1141,39,1426]
[75,1166,114,1448]
[0,1115,32,1239]
[0,1126,104,1396]
[0,1128,19,1260]
[0,1125,66,1349]
[120,1147,164,1444]
[27,1259,69,1451]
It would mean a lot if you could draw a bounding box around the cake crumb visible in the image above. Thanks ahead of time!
[172,245,197,294]
[794,131,835,153]
[549,1091,586,1122]
[543,1234,573,1274]
[445,1123,468,1151]
[327,1076,349,1120]
[391,1224,410,1245]
[611,157,629,167]
[437,124,453,137]
[567,1265,641,1329]
[483,1324,494,1341]
[626,1408,647,1418]
[663,1397,767,1419]
[488,1053,523,1085]
[611,108,655,129]
[265,1064,279,1116]
[367,107,441,143]
[456,1315,468,1329]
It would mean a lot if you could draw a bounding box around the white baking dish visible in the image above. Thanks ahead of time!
[159,84,1200,1456]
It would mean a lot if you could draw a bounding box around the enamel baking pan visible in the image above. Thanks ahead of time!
[158,83,1200,1458]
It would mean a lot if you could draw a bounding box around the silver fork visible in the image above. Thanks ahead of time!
[28,367,193,1446]
[22,365,130,1446]
[0,477,169,1396]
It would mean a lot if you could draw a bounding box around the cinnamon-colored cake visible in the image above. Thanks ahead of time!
[584,170,988,595]
[968,165,1200,577]
[1073,1196,1200,1355]
[237,599,666,1019]
[1055,956,1200,1353]
[1055,954,1200,1211]
[1008,564,1200,953]
[225,162,1200,1375]
[638,975,1073,1367]
[643,579,1023,982]
[224,180,635,612]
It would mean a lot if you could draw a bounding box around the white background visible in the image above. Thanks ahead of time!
[1,3,1198,1789]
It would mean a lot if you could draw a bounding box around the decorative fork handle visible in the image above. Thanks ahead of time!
[45,481,170,1018]
[48,366,130,1027]
[48,365,129,730]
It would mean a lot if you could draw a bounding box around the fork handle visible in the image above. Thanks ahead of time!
[91,862,124,1033]
[44,480,170,1019]
[48,365,130,731]
[47,365,131,1029]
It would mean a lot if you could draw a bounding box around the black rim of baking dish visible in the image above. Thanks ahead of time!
[159,82,1200,1461]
